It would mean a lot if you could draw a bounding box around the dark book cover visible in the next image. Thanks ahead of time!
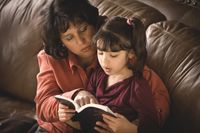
[55,95,116,133]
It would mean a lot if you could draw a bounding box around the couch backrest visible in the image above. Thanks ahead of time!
[0,0,52,102]
[89,0,166,29]
[146,21,200,133]
[137,0,200,31]
[89,0,200,31]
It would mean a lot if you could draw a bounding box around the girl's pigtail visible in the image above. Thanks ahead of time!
[127,17,147,78]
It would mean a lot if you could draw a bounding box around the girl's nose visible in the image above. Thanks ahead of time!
[102,54,109,65]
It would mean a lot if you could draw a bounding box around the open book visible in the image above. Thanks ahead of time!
[55,95,116,133]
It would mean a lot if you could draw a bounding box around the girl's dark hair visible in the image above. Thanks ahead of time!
[42,0,99,59]
[93,16,147,78]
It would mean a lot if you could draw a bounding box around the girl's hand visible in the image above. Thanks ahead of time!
[101,113,137,133]
[74,90,98,106]
[95,121,114,133]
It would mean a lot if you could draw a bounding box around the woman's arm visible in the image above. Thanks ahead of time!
[143,65,170,126]
[35,51,62,122]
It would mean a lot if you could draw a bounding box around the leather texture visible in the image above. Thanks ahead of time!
[0,0,200,132]
[146,21,200,133]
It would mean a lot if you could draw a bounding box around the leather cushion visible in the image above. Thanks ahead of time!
[89,0,166,29]
[146,20,200,133]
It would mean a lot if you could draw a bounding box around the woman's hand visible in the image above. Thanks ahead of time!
[58,103,81,129]
[96,113,137,133]
[58,103,76,122]
[74,90,98,106]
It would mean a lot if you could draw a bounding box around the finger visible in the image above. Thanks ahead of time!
[83,96,90,104]
[102,116,116,128]
[79,98,85,106]
[75,98,86,107]
[96,121,110,130]
[58,112,75,117]
[58,108,76,113]
[94,126,110,133]
[90,98,96,104]
[58,113,75,122]
[59,116,72,122]
[95,122,113,133]
[65,109,76,113]
[59,113,74,119]
[59,103,76,111]
[59,103,69,109]
[115,113,126,119]
[90,97,98,104]
[102,114,117,123]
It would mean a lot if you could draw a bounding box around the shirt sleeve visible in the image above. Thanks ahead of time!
[86,66,104,96]
[35,51,78,122]
[35,51,61,122]
[86,68,98,95]
[143,65,170,126]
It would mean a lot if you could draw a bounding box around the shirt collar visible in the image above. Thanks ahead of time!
[68,52,98,74]
[68,52,78,70]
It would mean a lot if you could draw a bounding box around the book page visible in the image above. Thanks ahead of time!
[54,95,80,110]
[77,103,116,116]
[55,95,116,117]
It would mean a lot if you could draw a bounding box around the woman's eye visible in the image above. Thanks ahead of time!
[65,35,73,41]
[80,25,87,32]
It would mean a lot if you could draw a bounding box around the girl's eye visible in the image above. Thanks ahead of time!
[65,34,73,41]
[110,52,119,57]
[98,51,103,55]
[80,25,87,32]
[110,54,118,57]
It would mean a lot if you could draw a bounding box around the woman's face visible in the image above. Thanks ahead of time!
[60,22,96,58]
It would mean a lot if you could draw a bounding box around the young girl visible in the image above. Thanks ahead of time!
[86,16,160,133]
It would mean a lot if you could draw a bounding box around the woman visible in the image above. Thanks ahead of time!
[35,0,169,132]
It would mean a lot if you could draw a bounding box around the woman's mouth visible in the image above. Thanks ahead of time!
[81,46,91,52]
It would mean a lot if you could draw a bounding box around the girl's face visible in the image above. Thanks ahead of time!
[97,49,134,76]
[60,22,96,58]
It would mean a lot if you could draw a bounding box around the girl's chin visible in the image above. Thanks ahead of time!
[103,70,112,75]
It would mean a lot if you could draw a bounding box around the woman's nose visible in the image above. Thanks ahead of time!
[76,34,85,45]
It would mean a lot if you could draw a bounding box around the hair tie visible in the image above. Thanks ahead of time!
[127,18,135,28]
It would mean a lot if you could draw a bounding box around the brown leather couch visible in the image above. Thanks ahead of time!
[0,0,200,132]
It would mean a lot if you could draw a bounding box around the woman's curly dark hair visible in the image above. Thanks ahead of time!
[42,0,99,59]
